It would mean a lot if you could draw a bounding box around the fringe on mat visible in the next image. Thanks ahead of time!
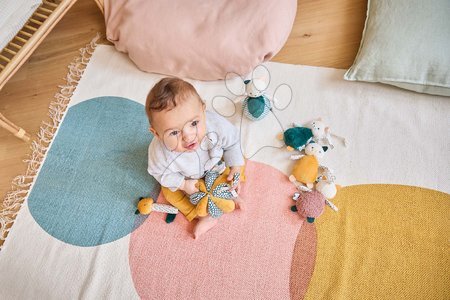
[0,33,101,251]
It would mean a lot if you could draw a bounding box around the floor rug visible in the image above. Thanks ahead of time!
[0,42,448,299]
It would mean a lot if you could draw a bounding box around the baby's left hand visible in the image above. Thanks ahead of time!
[227,166,242,194]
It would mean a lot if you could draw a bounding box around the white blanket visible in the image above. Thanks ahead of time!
[0,45,448,299]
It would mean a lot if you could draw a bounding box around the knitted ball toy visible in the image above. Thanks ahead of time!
[291,190,326,223]
[189,171,239,218]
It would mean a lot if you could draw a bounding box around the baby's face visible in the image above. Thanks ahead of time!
[150,95,206,152]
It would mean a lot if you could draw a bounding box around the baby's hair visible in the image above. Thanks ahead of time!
[146,77,203,122]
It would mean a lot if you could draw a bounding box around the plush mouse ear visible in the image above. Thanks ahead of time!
[211,95,237,118]
[322,146,329,152]
[251,64,270,92]
[225,71,246,96]
[272,83,292,111]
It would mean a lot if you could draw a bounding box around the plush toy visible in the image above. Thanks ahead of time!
[289,143,328,189]
[280,118,347,151]
[189,171,240,218]
[221,65,293,123]
[277,125,313,152]
[316,180,338,199]
[290,190,326,223]
[315,166,339,199]
[135,197,179,215]
[290,189,338,223]
[278,119,332,152]
[290,164,340,223]
[304,118,347,149]
[240,78,272,121]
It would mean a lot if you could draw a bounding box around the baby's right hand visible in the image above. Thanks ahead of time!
[180,179,199,195]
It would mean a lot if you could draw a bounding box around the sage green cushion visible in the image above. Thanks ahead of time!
[344,0,450,97]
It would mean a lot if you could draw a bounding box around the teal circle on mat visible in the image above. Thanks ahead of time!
[28,97,160,247]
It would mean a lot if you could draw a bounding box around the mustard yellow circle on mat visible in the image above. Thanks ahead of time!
[302,184,450,300]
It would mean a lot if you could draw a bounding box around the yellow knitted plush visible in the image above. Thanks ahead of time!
[292,155,319,185]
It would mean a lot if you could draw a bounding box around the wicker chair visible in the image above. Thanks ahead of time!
[0,0,77,141]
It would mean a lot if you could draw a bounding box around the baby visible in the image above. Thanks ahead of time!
[146,77,245,238]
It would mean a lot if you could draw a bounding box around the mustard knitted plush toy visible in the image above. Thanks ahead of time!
[291,190,326,223]
[290,188,338,223]
[189,171,240,218]
[289,143,328,189]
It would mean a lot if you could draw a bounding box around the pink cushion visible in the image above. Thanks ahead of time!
[104,0,297,80]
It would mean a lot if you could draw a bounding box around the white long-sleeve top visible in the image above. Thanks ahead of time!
[147,110,244,191]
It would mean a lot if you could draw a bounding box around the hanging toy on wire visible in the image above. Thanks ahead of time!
[227,64,274,121]
[241,77,273,121]
[211,64,293,161]
[215,64,292,122]
[238,67,293,122]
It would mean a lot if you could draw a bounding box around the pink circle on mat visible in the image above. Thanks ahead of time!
[129,160,302,299]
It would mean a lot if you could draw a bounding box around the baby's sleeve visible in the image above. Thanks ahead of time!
[210,112,245,167]
[147,141,185,192]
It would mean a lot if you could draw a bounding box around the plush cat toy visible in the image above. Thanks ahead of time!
[289,143,328,189]
[305,118,347,149]
[240,78,272,121]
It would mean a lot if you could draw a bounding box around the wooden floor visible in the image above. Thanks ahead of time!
[0,0,367,204]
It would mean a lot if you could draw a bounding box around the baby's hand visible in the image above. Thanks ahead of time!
[227,166,243,194]
[180,179,199,195]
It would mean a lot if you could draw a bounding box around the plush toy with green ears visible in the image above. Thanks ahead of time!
[278,125,313,152]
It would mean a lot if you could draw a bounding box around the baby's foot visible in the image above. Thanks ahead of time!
[234,198,244,210]
[194,216,218,239]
